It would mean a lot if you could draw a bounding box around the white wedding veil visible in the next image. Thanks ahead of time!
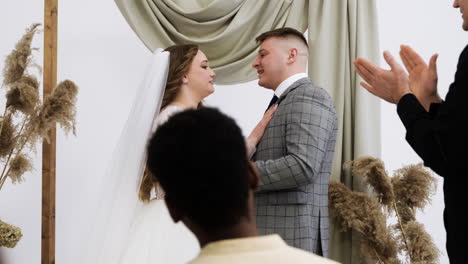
[82,49,170,263]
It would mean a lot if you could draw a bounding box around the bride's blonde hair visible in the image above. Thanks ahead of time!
[138,44,200,202]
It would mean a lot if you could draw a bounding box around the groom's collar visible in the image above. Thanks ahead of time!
[274,72,308,98]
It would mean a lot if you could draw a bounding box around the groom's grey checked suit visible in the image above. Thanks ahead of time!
[252,77,337,257]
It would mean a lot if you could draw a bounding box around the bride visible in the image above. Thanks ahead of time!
[84,45,276,263]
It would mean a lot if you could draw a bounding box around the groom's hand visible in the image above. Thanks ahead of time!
[247,104,277,146]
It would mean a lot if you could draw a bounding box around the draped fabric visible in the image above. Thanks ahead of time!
[115,1,381,263]
[307,1,381,263]
[115,0,308,84]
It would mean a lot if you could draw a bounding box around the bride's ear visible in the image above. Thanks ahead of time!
[165,196,183,223]
[182,76,188,84]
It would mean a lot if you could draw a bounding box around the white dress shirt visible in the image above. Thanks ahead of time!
[274,72,308,98]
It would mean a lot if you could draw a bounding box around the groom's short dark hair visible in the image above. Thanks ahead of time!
[146,107,250,230]
[256,27,308,48]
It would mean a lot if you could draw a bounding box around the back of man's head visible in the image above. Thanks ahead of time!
[146,107,250,231]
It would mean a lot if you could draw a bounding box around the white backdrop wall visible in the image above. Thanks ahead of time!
[378,2,466,263]
[0,1,465,263]
[0,1,43,264]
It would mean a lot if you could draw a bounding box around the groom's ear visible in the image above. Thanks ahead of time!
[287,48,299,63]
[165,195,183,223]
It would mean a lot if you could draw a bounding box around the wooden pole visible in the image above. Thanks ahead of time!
[42,0,57,263]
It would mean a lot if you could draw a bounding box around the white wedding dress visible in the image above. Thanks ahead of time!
[83,50,199,264]
[119,105,199,264]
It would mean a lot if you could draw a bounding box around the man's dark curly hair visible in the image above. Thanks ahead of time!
[146,107,250,230]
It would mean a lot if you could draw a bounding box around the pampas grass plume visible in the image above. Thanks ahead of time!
[6,75,40,114]
[329,180,399,263]
[402,221,439,263]
[0,115,16,157]
[2,24,41,86]
[344,156,394,206]
[8,154,32,183]
[392,164,436,209]
[34,79,78,141]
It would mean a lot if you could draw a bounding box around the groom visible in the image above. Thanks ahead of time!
[251,28,338,257]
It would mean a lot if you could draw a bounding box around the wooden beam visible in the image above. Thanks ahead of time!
[42,0,57,263]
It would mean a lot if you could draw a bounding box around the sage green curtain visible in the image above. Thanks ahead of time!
[115,0,381,263]
[307,1,381,263]
[115,0,308,85]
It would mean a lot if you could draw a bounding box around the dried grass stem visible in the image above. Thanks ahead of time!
[0,116,29,191]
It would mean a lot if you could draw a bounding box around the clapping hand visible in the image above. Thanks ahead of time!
[400,45,442,111]
[354,51,411,104]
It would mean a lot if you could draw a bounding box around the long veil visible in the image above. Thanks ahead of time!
[83,49,170,263]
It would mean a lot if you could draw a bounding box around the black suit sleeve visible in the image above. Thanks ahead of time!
[397,45,468,178]
[397,94,447,175]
